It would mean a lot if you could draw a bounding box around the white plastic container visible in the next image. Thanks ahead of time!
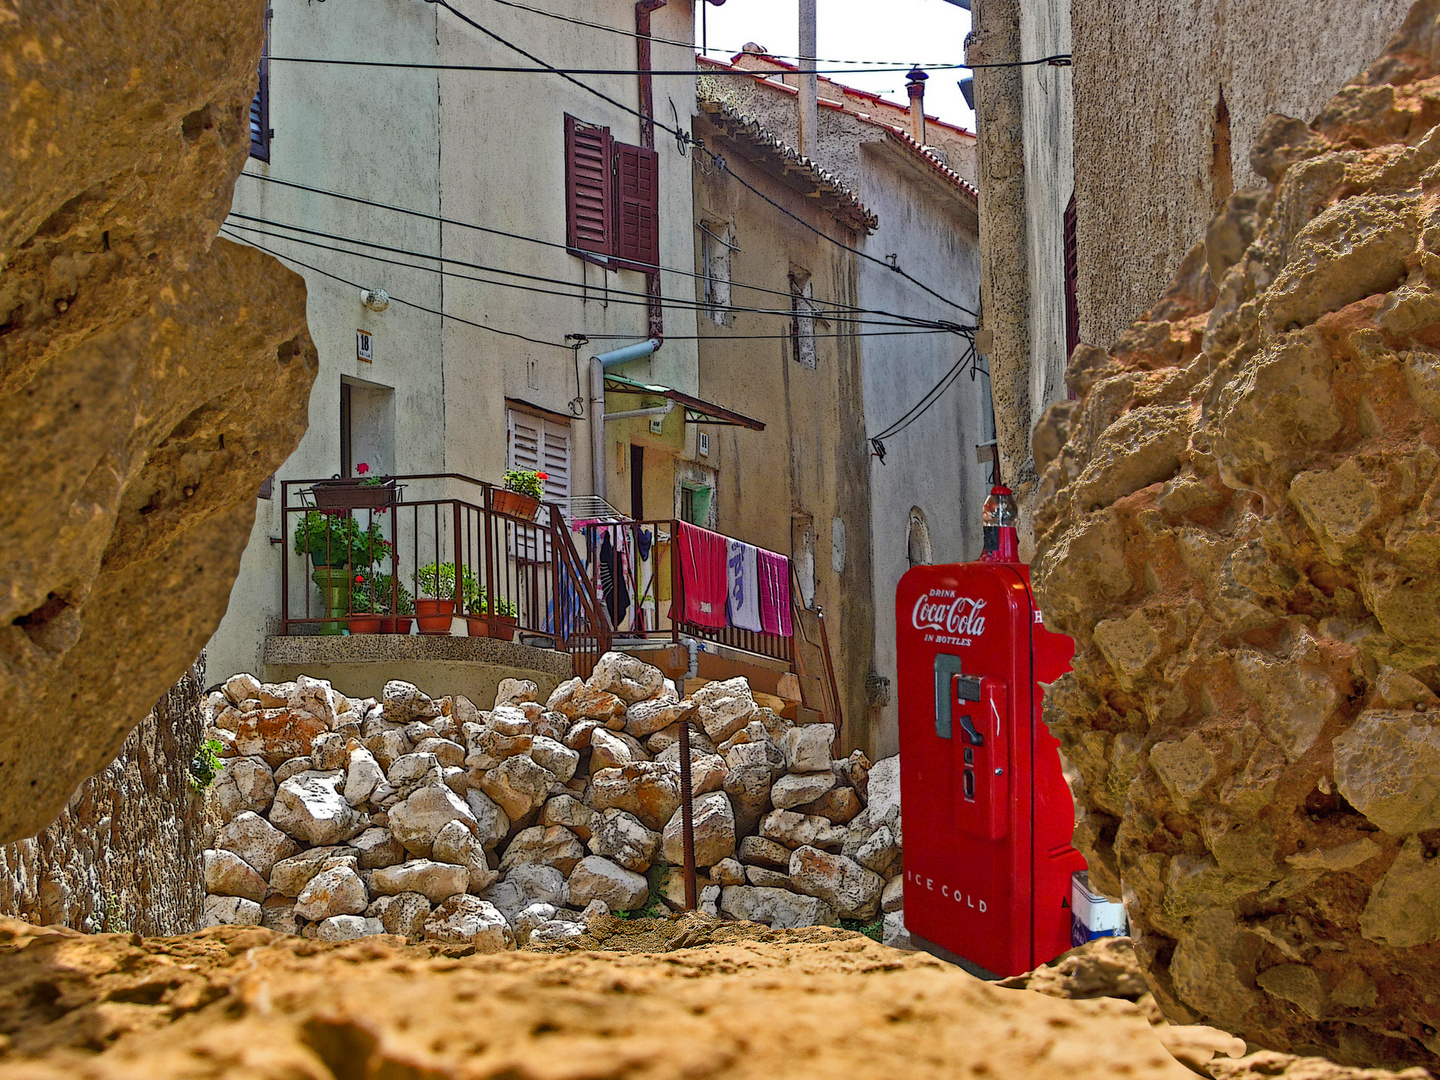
[1070,871,1128,947]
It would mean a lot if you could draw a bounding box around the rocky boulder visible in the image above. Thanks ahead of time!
[587,651,667,704]
[661,791,736,868]
[295,865,368,921]
[719,885,835,929]
[423,895,514,951]
[370,860,469,905]
[270,772,368,847]
[567,855,650,912]
[588,763,682,831]
[789,846,883,920]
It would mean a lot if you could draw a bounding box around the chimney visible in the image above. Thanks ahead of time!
[906,67,929,145]
[798,0,818,158]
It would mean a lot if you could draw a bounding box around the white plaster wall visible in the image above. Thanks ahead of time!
[1017,0,1073,421]
[857,148,985,760]
[208,0,701,682]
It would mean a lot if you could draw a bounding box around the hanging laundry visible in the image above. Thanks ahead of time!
[676,521,728,629]
[599,530,631,628]
[726,539,762,632]
[756,548,793,637]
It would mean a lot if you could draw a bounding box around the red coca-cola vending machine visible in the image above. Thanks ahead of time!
[895,486,1085,977]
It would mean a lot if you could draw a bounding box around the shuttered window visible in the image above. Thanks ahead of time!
[249,5,272,161]
[507,409,571,560]
[1064,191,1079,387]
[565,115,612,256]
[790,270,817,369]
[564,116,659,267]
[614,143,660,268]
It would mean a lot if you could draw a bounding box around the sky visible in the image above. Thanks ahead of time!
[694,0,975,133]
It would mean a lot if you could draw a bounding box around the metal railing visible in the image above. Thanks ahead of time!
[279,474,611,677]
[565,518,795,665]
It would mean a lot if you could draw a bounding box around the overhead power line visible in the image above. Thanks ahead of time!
[220,228,574,352]
[233,172,960,327]
[268,56,973,76]
[223,214,954,331]
[421,0,979,319]
[868,340,987,463]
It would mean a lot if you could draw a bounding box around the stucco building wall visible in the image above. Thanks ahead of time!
[209,0,704,683]
[1071,0,1412,348]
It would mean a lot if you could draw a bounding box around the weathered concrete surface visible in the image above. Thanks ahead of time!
[1032,3,1440,1066]
[0,918,1195,1080]
[1073,0,1412,352]
[0,660,207,934]
[0,2,318,841]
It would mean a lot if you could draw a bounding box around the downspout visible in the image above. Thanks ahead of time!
[590,338,662,502]
[636,0,667,341]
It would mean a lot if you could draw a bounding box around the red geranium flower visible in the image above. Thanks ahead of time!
[536,472,549,481]
[356,463,370,475]
[354,574,365,584]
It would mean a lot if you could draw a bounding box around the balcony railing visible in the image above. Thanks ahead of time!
[279,474,610,677]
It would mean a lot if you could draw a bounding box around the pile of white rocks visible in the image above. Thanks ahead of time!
[200,652,905,951]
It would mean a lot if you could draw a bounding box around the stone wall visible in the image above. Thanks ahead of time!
[1072,0,1412,352]
[1031,2,1440,1066]
[199,656,905,948]
[0,0,319,844]
[0,659,207,935]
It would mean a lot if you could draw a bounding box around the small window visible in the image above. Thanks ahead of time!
[564,115,659,268]
[249,5,273,161]
[907,508,933,567]
[680,483,713,527]
[700,223,732,324]
[790,269,817,369]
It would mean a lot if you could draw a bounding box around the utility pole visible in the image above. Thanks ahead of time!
[798,0,818,158]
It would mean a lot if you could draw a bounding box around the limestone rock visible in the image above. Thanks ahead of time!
[590,729,641,770]
[588,810,662,873]
[367,892,431,939]
[797,786,863,824]
[499,825,587,875]
[495,679,539,708]
[719,885,835,929]
[383,681,438,725]
[867,757,901,833]
[478,754,553,821]
[424,895,515,951]
[350,827,406,871]
[711,858,747,886]
[588,763,682,831]
[738,835,793,871]
[567,855,650,912]
[268,847,351,898]
[789,846,883,920]
[588,651,667,704]
[759,809,846,852]
[661,792,736,868]
[746,866,791,890]
[432,819,501,893]
[723,763,774,836]
[771,771,838,811]
[371,860,470,906]
[782,724,835,773]
[413,737,465,768]
[212,756,276,823]
[260,897,300,936]
[224,674,263,705]
[854,826,901,876]
[270,772,369,847]
[295,865,368,921]
[540,794,595,841]
[549,680,626,724]
[1334,710,1440,835]
[310,732,348,772]
[656,745,726,795]
[692,678,762,742]
[625,698,695,739]
[1359,836,1440,948]
[203,849,267,903]
[232,710,330,768]
[530,736,580,782]
[529,919,586,946]
[343,747,385,807]
[511,902,559,946]
[882,875,905,913]
[463,788,511,851]
[317,915,384,942]
[387,785,477,858]
[200,895,263,929]
[387,752,444,789]
[217,810,300,877]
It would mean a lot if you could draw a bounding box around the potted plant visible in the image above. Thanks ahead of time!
[493,468,547,521]
[294,511,370,634]
[310,463,401,509]
[463,584,490,638]
[350,572,414,634]
[414,562,479,634]
[484,594,519,641]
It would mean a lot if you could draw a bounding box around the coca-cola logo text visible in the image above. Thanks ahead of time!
[912,592,987,637]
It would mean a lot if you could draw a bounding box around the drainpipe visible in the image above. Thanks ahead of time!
[636,0,667,340]
[606,401,674,422]
[798,0,818,158]
[590,338,662,502]
[906,68,929,146]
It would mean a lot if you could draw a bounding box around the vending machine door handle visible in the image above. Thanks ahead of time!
[957,712,984,746]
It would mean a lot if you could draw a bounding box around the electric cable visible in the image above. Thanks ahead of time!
[268,56,977,75]
[223,213,954,330]
[234,172,950,327]
[222,221,958,342]
[867,339,982,463]
[218,228,574,352]
[422,0,979,318]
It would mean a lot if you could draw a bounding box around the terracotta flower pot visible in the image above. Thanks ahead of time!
[464,615,488,637]
[414,598,456,635]
[347,615,384,634]
[487,614,518,642]
[493,488,540,521]
[378,617,412,634]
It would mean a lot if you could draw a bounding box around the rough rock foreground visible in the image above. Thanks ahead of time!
[0,2,318,843]
[0,916,1194,1080]
[1031,0,1440,1067]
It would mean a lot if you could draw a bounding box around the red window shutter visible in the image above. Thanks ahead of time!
[613,141,660,268]
[566,115,612,256]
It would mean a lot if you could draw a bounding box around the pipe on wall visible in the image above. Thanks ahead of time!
[590,338,662,502]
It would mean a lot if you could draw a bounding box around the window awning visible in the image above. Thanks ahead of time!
[603,373,766,430]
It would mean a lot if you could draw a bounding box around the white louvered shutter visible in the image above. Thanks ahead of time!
[506,410,570,560]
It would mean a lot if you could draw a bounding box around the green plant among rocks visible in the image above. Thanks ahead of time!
[188,738,226,790]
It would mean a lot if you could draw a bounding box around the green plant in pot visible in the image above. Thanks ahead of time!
[495,468,547,520]
[350,572,414,634]
[414,562,479,634]
[483,594,519,641]
[294,511,388,634]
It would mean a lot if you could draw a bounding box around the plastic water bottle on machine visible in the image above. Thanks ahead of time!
[980,485,1019,562]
